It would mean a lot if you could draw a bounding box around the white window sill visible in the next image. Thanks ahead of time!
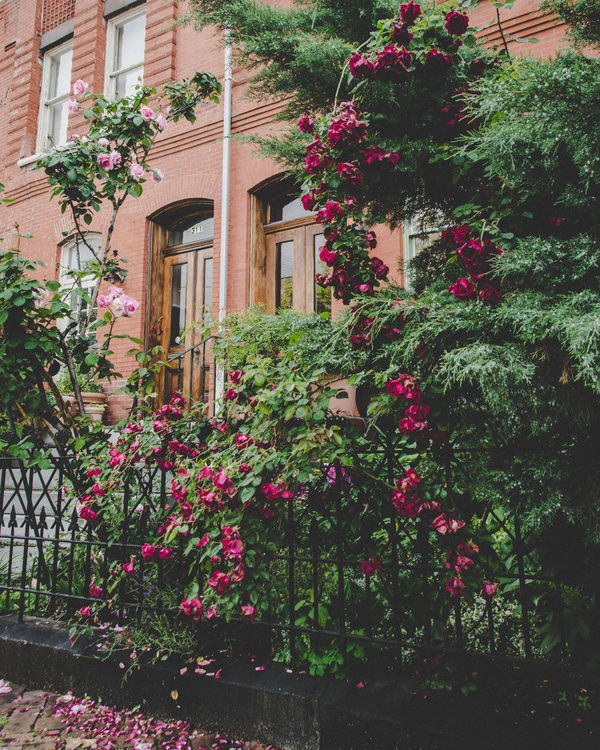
[17,153,42,168]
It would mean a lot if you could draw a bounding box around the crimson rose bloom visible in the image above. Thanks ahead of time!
[469,59,487,77]
[448,278,475,299]
[400,2,422,25]
[361,557,383,577]
[297,115,314,134]
[444,11,469,36]
[390,23,413,46]
[349,53,375,79]
[478,283,501,303]
[445,577,464,599]
[424,48,453,75]
[319,245,337,265]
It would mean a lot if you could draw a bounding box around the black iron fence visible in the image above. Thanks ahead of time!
[0,441,587,674]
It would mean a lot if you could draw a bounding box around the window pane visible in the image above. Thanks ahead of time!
[168,216,214,246]
[115,65,143,98]
[48,48,72,99]
[203,257,213,321]
[116,14,145,71]
[49,100,69,146]
[413,230,442,256]
[169,264,187,347]
[276,241,294,309]
[313,234,331,315]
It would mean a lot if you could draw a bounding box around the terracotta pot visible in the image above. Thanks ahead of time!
[326,377,358,417]
[62,391,107,422]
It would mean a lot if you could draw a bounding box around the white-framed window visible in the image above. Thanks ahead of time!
[402,216,445,291]
[37,41,73,152]
[105,8,146,98]
[59,234,102,326]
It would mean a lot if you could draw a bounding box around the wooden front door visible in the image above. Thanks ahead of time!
[161,246,213,404]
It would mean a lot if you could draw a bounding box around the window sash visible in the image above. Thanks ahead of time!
[37,43,73,152]
[105,9,146,98]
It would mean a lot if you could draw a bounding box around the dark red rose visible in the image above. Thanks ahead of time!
[478,283,501,303]
[424,48,453,75]
[390,23,413,46]
[297,115,314,134]
[400,2,422,26]
[444,11,469,36]
[469,58,487,76]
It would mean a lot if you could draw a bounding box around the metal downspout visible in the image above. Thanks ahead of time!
[215,30,232,406]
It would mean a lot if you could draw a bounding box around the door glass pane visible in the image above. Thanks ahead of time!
[276,241,294,309]
[313,234,331,315]
[269,195,314,223]
[203,257,213,321]
[169,263,187,347]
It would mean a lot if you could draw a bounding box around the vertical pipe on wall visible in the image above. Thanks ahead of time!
[215,29,232,405]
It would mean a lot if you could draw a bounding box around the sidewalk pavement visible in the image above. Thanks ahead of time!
[0,678,274,750]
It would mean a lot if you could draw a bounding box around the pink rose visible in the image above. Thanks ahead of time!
[140,105,155,121]
[206,604,217,619]
[207,570,231,596]
[73,79,89,98]
[141,543,156,559]
[129,163,144,181]
[123,559,135,575]
[151,169,164,184]
[181,596,204,621]
[213,470,235,496]
[481,581,498,601]
[155,114,168,130]
[159,547,173,559]
[241,605,258,622]
[122,295,140,316]
[110,150,122,168]
[97,294,112,309]
[79,606,91,617]
[430,513,465,535]
[67,100,79,115]
[98,137,110,146]
[445,577,465,598]
[109,296,124,317]
[97,153,112,171]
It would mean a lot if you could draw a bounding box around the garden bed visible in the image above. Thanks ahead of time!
[0,615,598,750]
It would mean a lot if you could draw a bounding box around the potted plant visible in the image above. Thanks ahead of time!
[55,368,107,423]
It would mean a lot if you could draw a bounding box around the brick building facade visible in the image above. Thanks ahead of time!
[0,0,567,420]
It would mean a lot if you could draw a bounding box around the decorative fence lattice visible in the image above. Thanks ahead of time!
[0,440,580,673]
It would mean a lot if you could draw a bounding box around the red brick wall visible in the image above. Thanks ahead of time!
[0,0,570,422]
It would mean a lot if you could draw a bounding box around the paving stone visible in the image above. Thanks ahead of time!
[34,713,65,732]
[2,705,39,734]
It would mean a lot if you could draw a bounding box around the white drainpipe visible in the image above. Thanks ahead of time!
[215,30,232,406]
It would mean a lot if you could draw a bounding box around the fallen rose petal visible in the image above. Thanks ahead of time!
[255,666,265,671]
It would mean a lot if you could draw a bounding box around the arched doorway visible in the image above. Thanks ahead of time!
[147,200,214,404]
